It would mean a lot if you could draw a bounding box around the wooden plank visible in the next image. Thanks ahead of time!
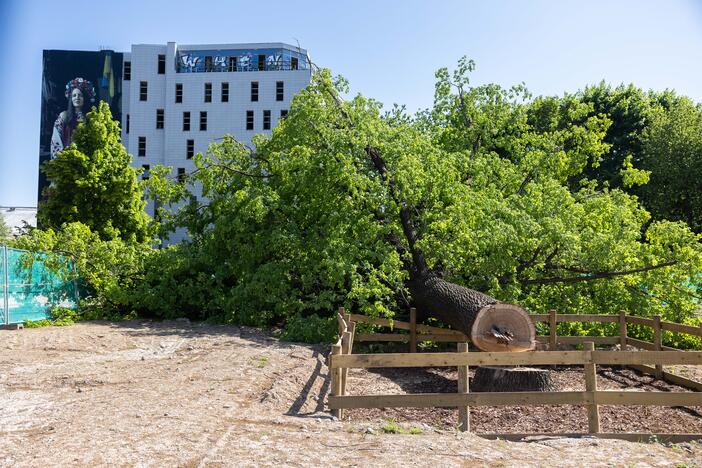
[584,342,600,433]
[626,337,656,350]
[348,321,356,355]
[330,344,342,419]
[535,336,549,343]
[592,351,702,365]
[595,391,702,406]
[349,314,408,329]
[626,316,653,327]
[348,314,467,337]
[660,321,702,337]
[355,333,466,343]
[355,333,409,342]
[653,315,663,378]
[329,391,591,409]
[457,343,469,432]
[478,433,702,443]
[619,310,627,349]
[340,331,351,398]
[332,350,702,369]
[337,309,347,336]
[556,336,619,345]
[556,314,618,323]
[549,309,557,351]
[409,308,417,353]
[530,314,549,322]
[331,351,591,368]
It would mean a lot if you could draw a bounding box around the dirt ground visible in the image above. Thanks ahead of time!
[1,321,701,467]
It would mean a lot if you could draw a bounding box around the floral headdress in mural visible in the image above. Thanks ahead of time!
[65,77,96,103]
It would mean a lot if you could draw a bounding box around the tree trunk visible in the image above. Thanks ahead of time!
[472,366,555,392]
[407,273,497,333]
[407,273,535,351]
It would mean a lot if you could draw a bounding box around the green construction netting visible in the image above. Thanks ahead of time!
[1,246,78,324]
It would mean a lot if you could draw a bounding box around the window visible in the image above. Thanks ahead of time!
[156,109,164,129]
[182,112,190,131]
[142,164,150,180]
[186,139,194,159]
[177,167,186,183]
[263,110,271,130]
[126,114,130,133]
[175,83,183,103]
[280,109,288,119]
[276,81,284,101]
[140,81,148,101]
[138,137,146,157]
[250,81,258,102]
[291,57,298,70]
[200,111,207,131]
[246,110,254,130]
[204,82,212,103]
[158,54,165,74]
[221,82,229,102]
[205,56,213,72]
[228,56,237,72]
[258,54,266,71]
[123,61,131,80]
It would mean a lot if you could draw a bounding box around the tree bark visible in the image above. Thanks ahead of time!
[407,272,497,334]
[472,366,555,392]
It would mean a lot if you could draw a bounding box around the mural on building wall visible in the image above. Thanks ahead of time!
[176,48,308,73]
[39,50,123,203]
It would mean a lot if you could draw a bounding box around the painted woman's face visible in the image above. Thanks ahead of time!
[71,88,84,109]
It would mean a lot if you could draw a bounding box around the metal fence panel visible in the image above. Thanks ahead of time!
[2,246,76,324]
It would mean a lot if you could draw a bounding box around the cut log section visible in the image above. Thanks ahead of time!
[471,366,555,392]
[470,303,536,352]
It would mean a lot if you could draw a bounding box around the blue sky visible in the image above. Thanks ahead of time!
[2,0,702,207]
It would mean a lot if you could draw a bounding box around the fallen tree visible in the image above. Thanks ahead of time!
[143,64,702,345]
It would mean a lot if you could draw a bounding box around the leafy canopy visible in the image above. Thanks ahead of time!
[144,63,702,333]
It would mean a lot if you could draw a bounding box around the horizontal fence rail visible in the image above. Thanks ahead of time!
[330,351,702,369]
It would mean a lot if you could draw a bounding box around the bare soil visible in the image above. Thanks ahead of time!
[1,321,701,467]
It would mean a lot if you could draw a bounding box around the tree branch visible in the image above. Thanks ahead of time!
[522,261,677,286]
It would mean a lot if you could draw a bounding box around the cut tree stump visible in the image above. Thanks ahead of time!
[470,303,536,352]
[471,366,555,392]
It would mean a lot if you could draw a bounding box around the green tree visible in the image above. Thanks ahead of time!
[637,97,702,232]
[39,102,151,243]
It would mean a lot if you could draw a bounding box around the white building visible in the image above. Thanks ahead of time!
[120,42,312,242]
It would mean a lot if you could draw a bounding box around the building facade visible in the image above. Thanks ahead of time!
[40,42,312,242]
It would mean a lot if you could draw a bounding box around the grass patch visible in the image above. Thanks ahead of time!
[381,419,422,435]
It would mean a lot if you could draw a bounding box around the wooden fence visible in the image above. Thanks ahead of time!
[328,309,702,440]
[349,308,702,391]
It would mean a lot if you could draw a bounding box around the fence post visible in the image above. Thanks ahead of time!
[348,320,356,355]
[2,245,8,326]
[549,309,557,351]
[409,308,417,353]
[338,307,346,336]
[330,343,342,419]
[653,315,663,378]
[457,342,470,432]
[584,341,600,433]
[618,310,627,350]
[340,331,351,400]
